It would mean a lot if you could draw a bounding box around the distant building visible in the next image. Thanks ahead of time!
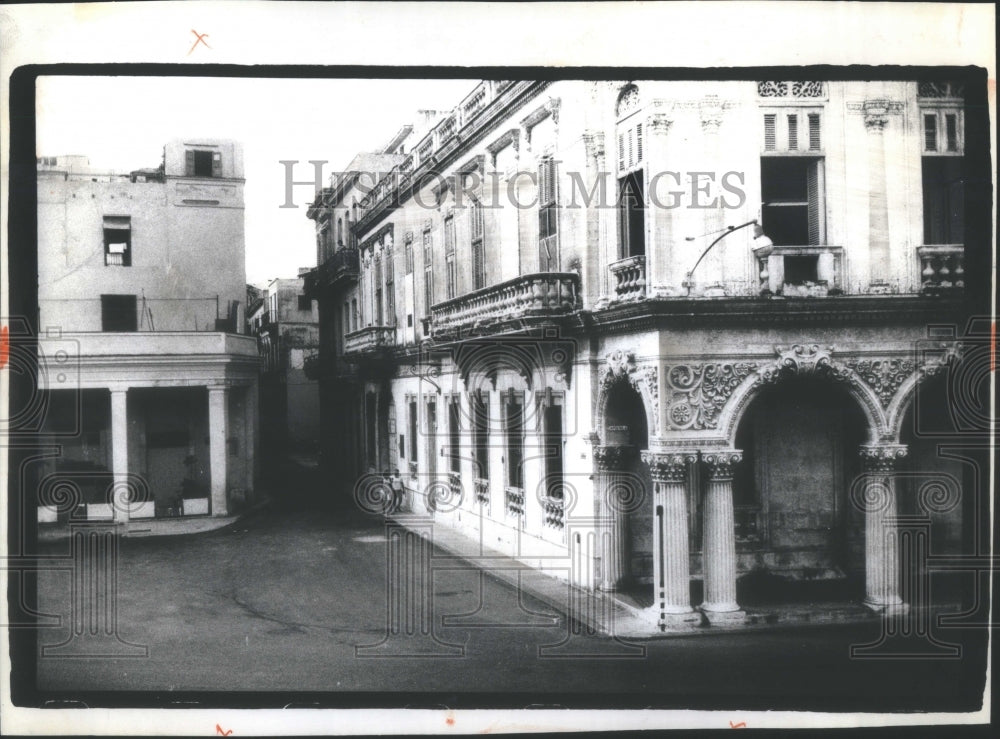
[248,275,320,455]
[36,138,259,523]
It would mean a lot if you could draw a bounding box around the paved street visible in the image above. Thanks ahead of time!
[34,498,987,712]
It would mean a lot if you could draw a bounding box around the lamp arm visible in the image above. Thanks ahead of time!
[685,220,759,285]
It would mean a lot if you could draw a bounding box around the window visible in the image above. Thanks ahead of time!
[448,398,462,474]
[374,256,383,325]
[444,215,457,299]
[101,294,137,332]
[351,298,358,331]
[422,228,434,314]
[760,157,825,246]
[385,245,395,324]
[472,393,489,480]
[103,216,131,267]
[921,108,964,245]
[538,156,559,271]
[618,170,645,258]
[617,122,643,172]
[470,200,486,289]
[404,231,414,274]
[186,149,221,177]
[504,393,524,490]
[763,111,821,153]
[408,399,418,463]
[543,401,563,500]
[426,400,437,476]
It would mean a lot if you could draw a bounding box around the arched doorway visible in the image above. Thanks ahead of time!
[600,379,651,596]
[731,376,869,604]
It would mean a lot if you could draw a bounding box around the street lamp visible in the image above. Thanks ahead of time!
[682,219,770,296]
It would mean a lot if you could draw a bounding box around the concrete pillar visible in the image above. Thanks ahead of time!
[109,388,129,524]
[864,106,892,291]
[700,449,743,618]
[859,443,907,612]
[642,451,696,618]
[208,385,229,517]
[244,382,258,502]
[594,445,635,591]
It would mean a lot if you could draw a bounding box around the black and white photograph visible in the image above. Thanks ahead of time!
[1,2,995,735]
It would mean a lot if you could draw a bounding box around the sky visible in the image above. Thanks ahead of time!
[35,75,475,285]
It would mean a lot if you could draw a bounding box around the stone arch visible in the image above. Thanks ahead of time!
[886,343,963,441]
[717,345,888,446]
[594,350,659,444]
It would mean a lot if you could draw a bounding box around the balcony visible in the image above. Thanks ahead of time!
[308,247,359,293]
[343,325,396,356]
[753,244,845,297]
[474,478,490,506]
[609,255,647,301]
[542,496,565,530]
[505,486,525,517]
[918,245,964,292]
[428,272,581,340]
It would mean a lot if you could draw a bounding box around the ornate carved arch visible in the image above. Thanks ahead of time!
[594,350,660,442]
[886,342,964,440]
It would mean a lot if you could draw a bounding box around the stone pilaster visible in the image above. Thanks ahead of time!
[643,451,697,621]
[593,445,636,591]
[109,389,130,524]
[864,101,892,292]
[858,443,908,613]
[700,449,744,620]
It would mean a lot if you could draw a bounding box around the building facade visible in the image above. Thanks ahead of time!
[306,79,981,630]
[248,275,321,455]
[36,139,259,524]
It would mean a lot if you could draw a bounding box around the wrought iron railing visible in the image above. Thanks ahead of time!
[474,478,490,506]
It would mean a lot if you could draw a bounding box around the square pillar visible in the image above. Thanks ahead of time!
[208,385,229,517]
[110,388,130,524]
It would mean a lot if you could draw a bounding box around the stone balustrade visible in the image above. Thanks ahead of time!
[428,272,581,338]
[542,496,565,529]
[505,486,525,517]
[917,245,964,291]
[343,325,395,355]
[609,255,647,300]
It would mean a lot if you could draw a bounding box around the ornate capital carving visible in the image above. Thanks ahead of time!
[859,444,908,473]
[647,114,673,135]
[702,450,743,480]
[664,362,759,431]
[594,444,638,471]
[846,358,916,407]
[605,349,636,379]
[641,451,696,483]
[582,131,605,161]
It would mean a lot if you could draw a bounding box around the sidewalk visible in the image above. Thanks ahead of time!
[388,512,893,640]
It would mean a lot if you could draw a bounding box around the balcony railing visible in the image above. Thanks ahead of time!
[428,272,581,338]
[918,245,964,291]
[310,247,359,291]
[474,478,490,506]
[753,244,845,296]
[542,497,565,530]
[609,255,647,301]
[343,325,395,355]
[505,486,525,517]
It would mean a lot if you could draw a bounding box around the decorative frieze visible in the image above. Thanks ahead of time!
[663,362,759,431]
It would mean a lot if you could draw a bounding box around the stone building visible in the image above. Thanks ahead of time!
[35,139,259,523]
[305,79,982,630]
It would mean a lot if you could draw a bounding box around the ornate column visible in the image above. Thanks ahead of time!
[700,449,743,619]
[593,445,635,591]
[858,443,907,613]
[863,101,894,292]
[642,451,697,619]
[109,388,130,524]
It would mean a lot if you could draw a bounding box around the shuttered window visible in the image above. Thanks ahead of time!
[538,156,559,271]
[762,110,822,152]
[923,109,963,155]
[617,123,644,171]
[471,200,486,290]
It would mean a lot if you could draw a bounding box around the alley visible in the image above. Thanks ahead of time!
[34,500,986,712]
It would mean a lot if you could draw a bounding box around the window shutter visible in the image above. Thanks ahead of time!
[635,123,643,163]
[787,114,798,150]
[627,129,634,169]
[211,151,222,177]
[764,114,777,150]
[923,114,938,151]
[806,160,822,245]
[618,133,625,170]
[185,149,195,176]
[807,113,821,151]
[945,114,958,152]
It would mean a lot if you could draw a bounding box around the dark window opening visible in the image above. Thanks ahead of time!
[408,401,418,463]
[505,396,524,490]
[783,255,819,285]
[103,216,131,267]
[472,395,489,479]
[543,403,563,498]
[100,294,137,332]
[448,400,461,474]
[761,157,823,246]
[618,170,645,258]
[922,156,964,244]
[298,295,312,311]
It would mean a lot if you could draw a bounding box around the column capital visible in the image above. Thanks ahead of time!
[702,449,743,480]
[647,113,673,134]
[641,451,696,482]
[859,443,908,472]
[594,444,638,471]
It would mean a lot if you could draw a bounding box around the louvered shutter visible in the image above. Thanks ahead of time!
[635,123,643,163]
[807,114,821,151]
[806,160,822,245]
[764,114,777,150]
[923,114,938,152]
[787,114,798,150]
[945,114,958,152]
[618,133,625,171]
[185,149,195,176]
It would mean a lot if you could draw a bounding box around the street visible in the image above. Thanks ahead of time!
[34,499,987,712]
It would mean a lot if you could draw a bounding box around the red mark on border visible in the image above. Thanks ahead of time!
[730,720,747,729]
[446,717,455,726]
[188,30,211,55]
[0,325,9,369]
[215,725,233,736]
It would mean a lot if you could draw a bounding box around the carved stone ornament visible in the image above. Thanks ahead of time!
[664,362,759,431]
[605,349,637,379]
[846,358,917,407]
[600,350,659,434]
[641,451,697,483]
[701,450,744,479]
[859,444,908,473]
[594,444,639,471]
[762,344,835,383]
